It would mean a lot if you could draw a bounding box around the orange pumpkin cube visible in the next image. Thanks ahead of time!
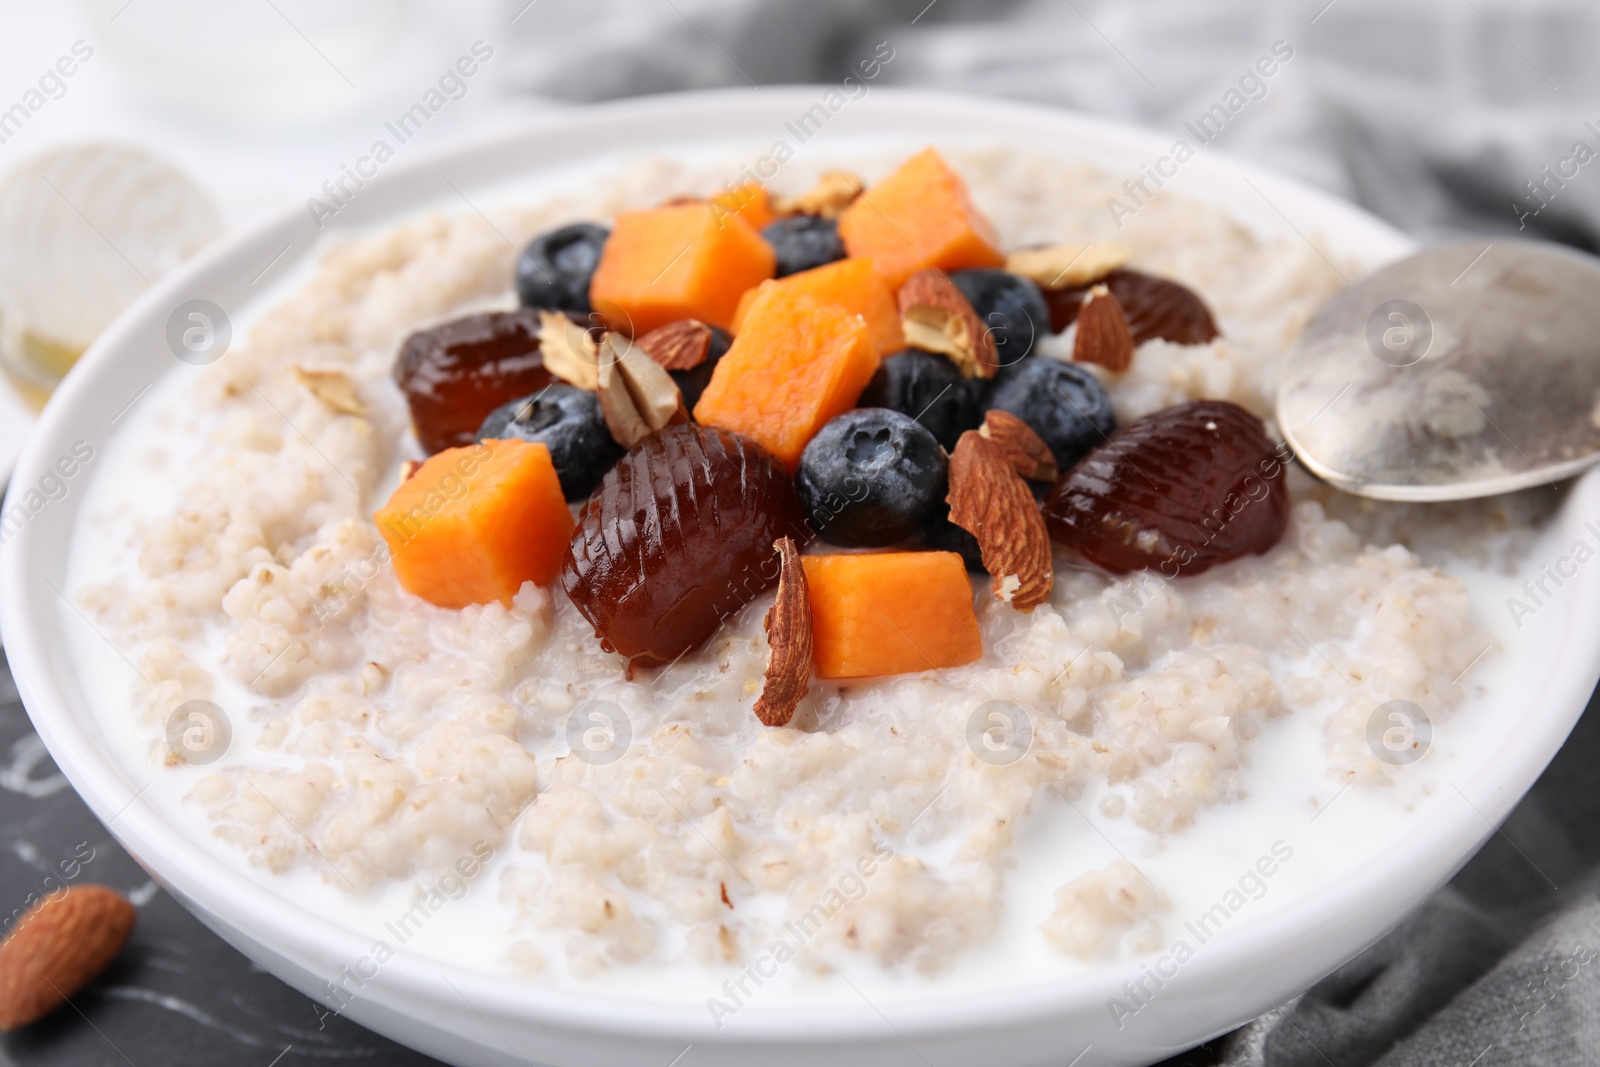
[838,148,1005,290]
[692,289,878,472]
[590,202,775,337]
[730,258,904,357]
[710,182,776,231]
[374,439,572,608]
[802,551,983,679]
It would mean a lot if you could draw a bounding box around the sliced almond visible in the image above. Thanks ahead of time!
[754,536,811,727]
[537,309,601,390]
[400,459,423,481]
[1007,243,1132,291]
[634,319,713,372]
[1072,284,1135,373]
[980,409,1059,482]
[898,269,998,379]
[597,335,688,448]
[0,885,136,1031]
[292,366,364,416]
[774,170,864,219]
[948,430,1052,612]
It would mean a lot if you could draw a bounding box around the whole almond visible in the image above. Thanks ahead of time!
[753,537,812,727]
[634,319,713,372]
[948,431,1052,611]
[0,885,136,1031]
[898,270,998,379]
[979,410,1058,482]
[1072,284,1136,373]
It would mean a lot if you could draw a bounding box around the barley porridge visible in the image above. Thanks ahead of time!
[63,145,1550,1010]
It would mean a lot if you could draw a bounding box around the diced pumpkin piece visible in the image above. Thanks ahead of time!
[590,202,775,336]
[692,289,877,472]
[730,258,904,356]
[838,148,1005,290]
[374,439,572,608]
[710,182,776,231]
[802,551,983,678]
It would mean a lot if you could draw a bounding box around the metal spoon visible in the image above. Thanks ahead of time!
[1276,239,1600,501]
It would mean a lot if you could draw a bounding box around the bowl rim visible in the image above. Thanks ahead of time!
[4,84,1597,1048]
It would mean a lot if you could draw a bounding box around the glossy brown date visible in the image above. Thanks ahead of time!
[1042,399,1288,577]
[561,423,809,675]
[1045,269,1220,345]
[395,310,557,454]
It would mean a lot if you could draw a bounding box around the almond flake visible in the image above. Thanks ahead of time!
[537,309,601,390]
[897,269,998,379]
[753,536,811,727]
[1072,284,1136,373]
[596,335,688,448]
[292,367,364,416]
[1007,243,1133,291]
[400,459,422,481]
[979,409,1058,482]
[774,170,864,219]
[948,430,1052,611]
[634,319,713,372]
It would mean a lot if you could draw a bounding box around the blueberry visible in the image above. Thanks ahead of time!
[795,409,948,548]
[986,358,1115,472]
[951,269,1049,368]
[668,326,732,411]
[857,349,983,451]
[761,215,846,278]
[516,223,609,313]
[921,503,986,573]
[477,384,623,500]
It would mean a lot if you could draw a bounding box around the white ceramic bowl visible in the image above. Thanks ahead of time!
[4,89,1599,1067]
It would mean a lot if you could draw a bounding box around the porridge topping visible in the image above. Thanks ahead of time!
[794,409,948,549]
[977,409,1059,484]
[1005,241,1133,291]
[1043,399,1290,577]
[593,334,687,449]
[761,213,847,278]
[631,317,717,373]
[1045,267,1221,344]
[752,536,811,729]
[770,168,863,220]
[561,423,805,675]
[78,144,1502,979]
[948,267,1051,362]
[533,308,602,391]
[858,347,984,451]
[946,427,1053,610]
[1071,283,1136,373]
[476,385,621,501]
[896,267,999,378]
[394,309,555,453]
[835,147,1004,289]
[374,439,571,609]
[801,551,982,679]
[986,357,1116,472]
[513,221,609,314]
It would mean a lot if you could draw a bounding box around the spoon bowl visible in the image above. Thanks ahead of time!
[1277,239,1600,501]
